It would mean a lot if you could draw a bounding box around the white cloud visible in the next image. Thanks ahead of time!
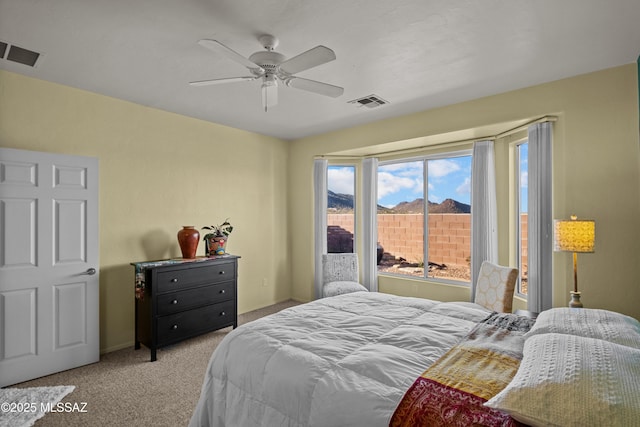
[456,177,471,196]
[379,161,422,175]
[378,171,420,199]
[520,171,528,188]
[428,159,460,178]
[328,167,355,195]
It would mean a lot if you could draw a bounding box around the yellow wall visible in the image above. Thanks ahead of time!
[0,70,291,353]
[289,64,640,321]
[2,63,640,354]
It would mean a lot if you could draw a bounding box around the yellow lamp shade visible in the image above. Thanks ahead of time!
[553,216,595,253]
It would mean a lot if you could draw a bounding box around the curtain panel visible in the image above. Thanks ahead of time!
[313,159,328,300]
[362,158,379,292]
[470,140,499,300]
[527,122,553,312]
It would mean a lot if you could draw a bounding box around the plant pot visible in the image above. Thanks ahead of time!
[206,235,228,256]
[177,226,199,259]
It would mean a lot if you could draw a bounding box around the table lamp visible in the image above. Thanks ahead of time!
[553,215,595,308]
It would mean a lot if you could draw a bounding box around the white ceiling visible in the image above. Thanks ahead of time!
[1,0,639,140]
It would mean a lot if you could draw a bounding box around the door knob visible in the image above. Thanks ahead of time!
[85,268,96,275]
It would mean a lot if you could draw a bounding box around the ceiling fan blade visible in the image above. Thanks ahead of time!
[279,45,336,75]
[197,39,264,72]
[286,77,344,98]
[189,76,257,86]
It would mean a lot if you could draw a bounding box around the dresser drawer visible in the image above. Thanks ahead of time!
[155,262,235,294]
[157,300,235,346]
[156,281,235,315]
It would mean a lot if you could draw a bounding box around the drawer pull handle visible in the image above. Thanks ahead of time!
[220,289,226,294]
[171,299,178,304]
[172,324,178,330]
[219,271,225,275]
[220,311,226,316]
[171,278,178,283]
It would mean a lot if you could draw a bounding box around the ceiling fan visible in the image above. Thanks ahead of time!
[190,34,344,111]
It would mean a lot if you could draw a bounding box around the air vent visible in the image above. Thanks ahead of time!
[0,42,41,67]
[348,94,389,109]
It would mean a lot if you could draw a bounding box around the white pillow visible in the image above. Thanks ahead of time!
[485,333,640,427]
[525,307,640,349]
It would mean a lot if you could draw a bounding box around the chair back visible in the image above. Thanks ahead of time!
[322,253,359,284]
[474,261,518,312]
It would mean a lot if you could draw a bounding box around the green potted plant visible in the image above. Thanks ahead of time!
[202,219,233,256]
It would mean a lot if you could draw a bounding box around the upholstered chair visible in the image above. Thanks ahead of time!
[322,253,368,298]
[474,261,519,313]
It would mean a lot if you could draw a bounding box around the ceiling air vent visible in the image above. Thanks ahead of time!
[348,94,389,109]
[0,42,41,67]
[7,44,40,67]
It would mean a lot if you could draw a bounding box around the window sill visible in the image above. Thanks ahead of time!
[378,271,470,287]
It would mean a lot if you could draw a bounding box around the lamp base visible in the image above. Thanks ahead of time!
[569,291,583,308]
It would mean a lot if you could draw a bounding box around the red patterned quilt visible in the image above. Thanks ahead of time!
[390,313,534,427]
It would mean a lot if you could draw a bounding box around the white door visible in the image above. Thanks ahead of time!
[0,148,99,387]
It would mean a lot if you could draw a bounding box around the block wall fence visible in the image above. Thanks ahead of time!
[328,213,528,271]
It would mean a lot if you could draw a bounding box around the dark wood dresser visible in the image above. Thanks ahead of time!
[133,255,239,361]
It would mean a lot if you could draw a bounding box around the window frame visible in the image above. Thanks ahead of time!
[377,149,473,286]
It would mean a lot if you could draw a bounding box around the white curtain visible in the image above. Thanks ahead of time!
[313,159,328,300]
[527,122,553,312]
[362,158,378,292]
[470,140,498,300]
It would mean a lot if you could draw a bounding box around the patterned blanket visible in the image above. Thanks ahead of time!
[390,313,535,427]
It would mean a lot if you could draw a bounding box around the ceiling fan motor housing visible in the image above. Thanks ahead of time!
[248,51,286,76]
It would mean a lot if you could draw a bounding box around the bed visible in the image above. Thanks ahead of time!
[189,291,640,427]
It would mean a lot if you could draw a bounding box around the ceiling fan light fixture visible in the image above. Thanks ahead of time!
[261,74,278,112]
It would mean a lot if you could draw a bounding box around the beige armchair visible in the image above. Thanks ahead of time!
[474,261,518,312]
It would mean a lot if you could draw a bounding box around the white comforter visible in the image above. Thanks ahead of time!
[189,291,491,427]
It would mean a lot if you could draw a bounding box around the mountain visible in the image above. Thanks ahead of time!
[328,190,390,213]
[327,190,354,211]
[328,191,470,214]
[392,199,425,214]
[428,198,471,214]
[388,198,470,214]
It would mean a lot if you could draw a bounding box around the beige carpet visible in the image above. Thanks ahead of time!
[11,300,300,427]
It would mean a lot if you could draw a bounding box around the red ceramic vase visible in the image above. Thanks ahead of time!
[177,226,199,259]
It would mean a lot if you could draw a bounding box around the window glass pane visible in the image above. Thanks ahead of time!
[327,165,355,253]
[517,143,529,295]
[376,155,472,282]
[426,156,472,282]
[377,161,424,276]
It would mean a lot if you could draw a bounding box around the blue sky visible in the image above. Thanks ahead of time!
[378,157,472,208]
[328,145,529,211]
